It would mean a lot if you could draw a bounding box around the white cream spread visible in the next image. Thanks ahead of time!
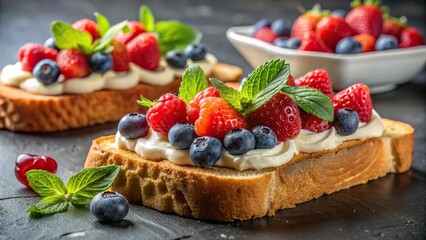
[63,73,105,94]
[0,62,33,86]
[131,62,175,86]
[20,78,64,96]
[103,69,139,90]
[115,111,384,171]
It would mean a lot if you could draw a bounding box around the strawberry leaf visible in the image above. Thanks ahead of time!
[51,21,94,54]
[140,5,155,32]
[179,64,208,104]
[94,12,110,36]
[210,78,243,111]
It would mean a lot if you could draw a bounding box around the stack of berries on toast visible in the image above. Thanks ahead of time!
[119,59,373,168]
[252,0,424,54]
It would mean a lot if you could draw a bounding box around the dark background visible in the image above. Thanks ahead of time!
[0,0,425,239]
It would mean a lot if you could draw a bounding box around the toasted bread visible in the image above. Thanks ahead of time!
[0,63,242,132]
[84,118,414,222]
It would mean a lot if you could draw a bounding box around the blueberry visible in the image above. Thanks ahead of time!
[336,37,363,54]
[43,37,59,50]
[271,19,291,37]
[90,52,113,73]
[273,37,288,48]
[224,128,255,155]
[286,37,302,49]
[90,191,129,223]
[331,9,347,18]
[184,43,207,61]
[253,19,272,32]
[251,125,278,149]
[168,123,197,149]
[189,136,222,167]
[165,50,188,69]
[118,112,149,139]
[32,59,60,85]
[375,35,398,51]
[334,108,359,136]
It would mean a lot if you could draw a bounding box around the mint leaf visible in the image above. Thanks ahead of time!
[93,20,128,52]
[70,194,92,207]
[241,59,285,100]
[28,195,68,215]
[26,170,66,197]
[179,64,208,103]
[66,165,120,198]
[210,78,243,111]
[282,85,334,122]
[94,12,110,36]
[51,21,93,54]
[140,5,155,32]
[243,63,290,115]
[154,21,201,54]
[137,96,156,107]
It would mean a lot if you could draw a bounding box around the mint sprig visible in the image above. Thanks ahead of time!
[178,65,208,104]
[140,5,155,32]
[94,12,110,36]
[26,165,120,217]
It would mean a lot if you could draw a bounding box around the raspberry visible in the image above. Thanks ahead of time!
[127,33,161,71]
[110,40,131,72]
[353,34,376,52]
[300,109,333,133]
[293,69,333,97]
[72,19,101,40]
[247,93,301,142]
[115,21,146,45]
[332,83,372,122]
[253,27,278,43]
[187,87,220,124]
[146,93,188,135]
[57,49,91,79]
[195,97,249,141]
[18,43,58,72]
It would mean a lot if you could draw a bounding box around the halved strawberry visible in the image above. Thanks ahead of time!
[332,83,372,122]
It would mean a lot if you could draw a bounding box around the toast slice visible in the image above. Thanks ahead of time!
[0,63,242,132]
[84,118,414,222]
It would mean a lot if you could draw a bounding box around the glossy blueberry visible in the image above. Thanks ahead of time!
[184,43,207,61]
[32,59,61,85]
[273,37,288,48]
[331,9,347,18]
[118,112,149,139]
[336,37,362,54]
[286,37,302,49]
[251,125,278,149]
[90,52,113,73]
[165,50,188,69]
[223,128,255,155]
[168,123,197,149]
[90,191,129,222]
[375,35,398,51]
[43,37,59,50]
[271,19,291,37]
[334,108,359,136]
[253,18,272,32]
[189,136,222,167]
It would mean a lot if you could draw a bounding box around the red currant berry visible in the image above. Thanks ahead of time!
[15,154,58,188]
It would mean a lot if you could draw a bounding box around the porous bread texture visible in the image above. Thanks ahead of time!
[0,63,243,132]
[84,118,414,222]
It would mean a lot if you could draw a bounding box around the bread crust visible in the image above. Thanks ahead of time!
[0,63,242,132]
[84,118,414,222]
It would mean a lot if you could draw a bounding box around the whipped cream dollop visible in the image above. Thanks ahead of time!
[0,62,33,86]
[116,111,384,171]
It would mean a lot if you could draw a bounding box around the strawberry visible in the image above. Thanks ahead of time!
[293,69,333,97]
[383,16,406,39]
[57,49,91,79]
[110,40,131,72]
[247,93,301,142]
[115,21,146,45]
[18,43,58,72]
[195,97,249,141]
[298,33,333,53]
[291,4,325,40]
[286,74,295,85]
[300,109,332,133]
[399,28,424,48]
[127,33,161,71]
[253,27,278,43]
[332,83,372,122]
[146,93,188,135]
[353,33,376,52]
[187,87,220,124]
[316,16,354,50]
[72,19,101,40]
[345,0,383,39]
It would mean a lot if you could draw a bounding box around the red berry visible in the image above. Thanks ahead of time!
[187,87,220,124]
[332,83,372,122]
[253,27,278,43]
[293,69,333,97]
[110,40,131,72]
[15,154,58,188]
[353,33,376,52]
[18,43,58,72]
[57,49,91,79]
[195,97,249,141]
[300,109,332,133]
[346,3,383,39]
[316,16,354,50]
[399,28,424,48]
[248,93,301,142]
[383,17,406,39]
[146,93,188,135]
[286,75,295,86]
[115,21,146,45]
[127,33,161,71]
[72,19,101,40]
[298,33,333,53]
[291,5,323,40]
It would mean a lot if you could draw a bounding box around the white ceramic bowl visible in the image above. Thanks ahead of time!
[227,26,426,93]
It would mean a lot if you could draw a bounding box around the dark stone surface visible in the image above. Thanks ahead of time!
[0,0,425,239]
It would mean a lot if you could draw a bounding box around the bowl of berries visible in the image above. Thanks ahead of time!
[227,2,426,93]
